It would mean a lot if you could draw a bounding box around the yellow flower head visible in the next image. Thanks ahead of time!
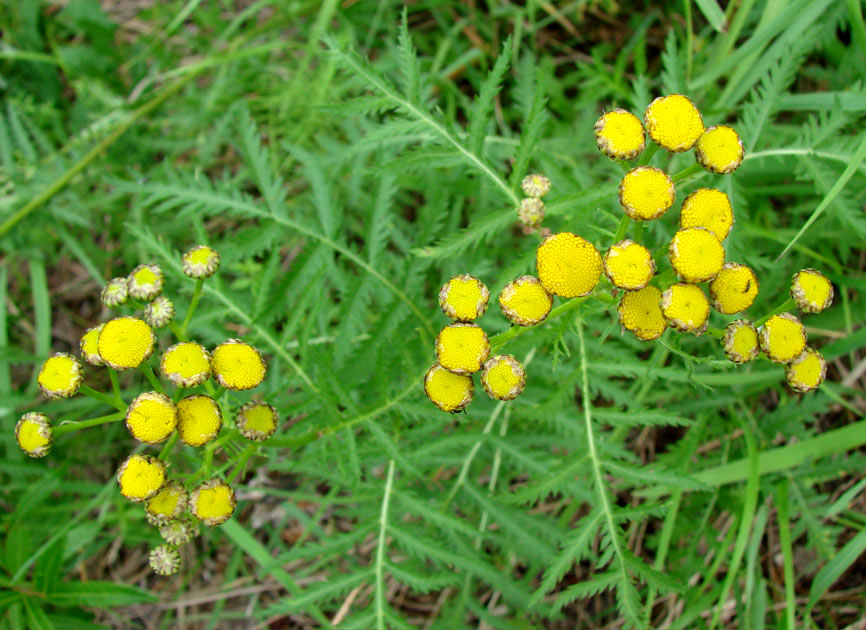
[759,313,806,364]
[176,395,222,447]
[211,340,266,390]
[785,347,827,393]
[182,245,220,279]
[150,544,181,576]
[618,166,676,221]
[435,323,490,375]
[521,173,551,198]
[480,355,526,401]
[593,109,646,161]
[791,268,833,314]
[669,227,725,283]
[695,125,744,174]
[145,480,188,524]
[236,401,278,442]
[117,454,166,502]
[438,274,490,321]
[709,263,759,314]
[517,198,545,227]
[144,296,175,329]
[79,325,105,366]
[603,239,656,290]
[101,277,129,308]
[498,275,553,327]
[125,392,178,444]
[37,352,83,399]
[97,317,156,370]
[723,320,759,364]
[644,94,704,152]
[191,479,237,526]
[160,342,212,388]
[127,264,164,302]
[536,232,603,297]
[680,188,734,240]
[424,363,474,412]
[661,283,710,334]
[15,412,52,458]
[617,285,667,341]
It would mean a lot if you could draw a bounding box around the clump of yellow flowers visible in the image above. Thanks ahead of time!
[16,245,276,576]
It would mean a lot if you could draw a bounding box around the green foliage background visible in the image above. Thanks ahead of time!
[1,1,866,628]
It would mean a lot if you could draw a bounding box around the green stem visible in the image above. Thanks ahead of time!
[80,385,125,411]
[107,367,122,403]
[141,365,164,394]
[637,141,660,166]
[169,320,188,342]
[705,327,725,339]
[158,432,179,460]
[671,162,704,183]
[613,214,632,243]
[181,278,205,336]
[754,298,797,327]
[226,444,257,484]
[775,479,797,630]
[489,295,589,352]
[633,220,644,245]
[53,411,125,437]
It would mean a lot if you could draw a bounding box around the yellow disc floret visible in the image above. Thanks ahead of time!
[211,339,266,390]
[15,412,52,458]
[785,347,827,393]
[791,269,833,314]
[435,323,490,375]
[160,342,212,388]
[669,227,725,283]
[617,286,667,341]
[680,188,734,240]
[618,166,676,221]
[723,320,759,364]
[759,313,806,364]
[125,392,178,444]
[146,480,188,523]
[182,245,220,279]
[424,363,474,412]
[438,274,490,321]
[191,479,237,526]
[603,239,656,290]
[37,353,83,399]
[499,275,553,327]
[695,125,744,174]
[593,109,646,161]
[117,454,166,502]
[79,325,104,366]
[97,317,156,370]
[536,232,603,297]
[661,283,710,334]
[236,401,278,442]
[176,395,222,447]
[709,263,759,314]
[644,94,704,152]
[480,355,526,401]
[127,264,164,302]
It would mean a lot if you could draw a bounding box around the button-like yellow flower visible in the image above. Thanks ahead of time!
[480,355,526,401]
[236,401,278,442]
[759,313,806,364]
[661,283,710,334]
[128,264,164,302]
[211,340,266,390]
[644,94,704,152]
[145,296,175,329]
[101,277,129,308]
[435,323,490,375]
[536,232,602,297]
[117,454,166,502]
[149,544,181,576]
[521,173,551,198]
[617,286,667,341]
[791,268,833,313]
[79,325,105,366]
[176,395,222,447]
[160,342,212,388]
[695,125,744,174]
[723,320,759,364]
[669,227,725,283]
[146,480,188,524]
[518,198,545,227]
[603,239,656,290]
[97,317,156,370]
[15,412,52,458]
[498,275,553,327]
[126,392,178,444]
[438,274,490,321]
[709,263,759,314]
[424,363,474,412]
[593,109,646,161]
[37,353,83,399]
[191,479,237,526]
[679,188,734,240]
[182,245,220,279]
[618,166,676,221]
[785,347,827,393]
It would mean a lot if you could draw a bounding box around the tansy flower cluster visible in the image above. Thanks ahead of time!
[16,245,278,576]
